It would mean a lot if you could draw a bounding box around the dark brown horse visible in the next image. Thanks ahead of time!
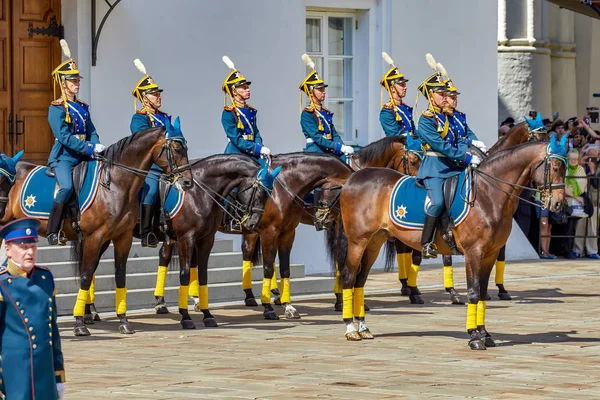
[0,127,193,336]
[330,138,566,349]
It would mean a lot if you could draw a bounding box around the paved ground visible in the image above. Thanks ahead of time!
[58,259,600,399]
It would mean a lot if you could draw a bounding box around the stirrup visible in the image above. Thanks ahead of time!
[421,242,438,259]
[141,232,159,248]
[47,231,67,246]
[224,220,242,234]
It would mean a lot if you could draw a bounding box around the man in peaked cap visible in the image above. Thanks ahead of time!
[0,218,66,400]
[379,52,416,139]
[47,40,106,246]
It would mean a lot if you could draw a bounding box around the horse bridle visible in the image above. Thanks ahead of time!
[154,138,192,185]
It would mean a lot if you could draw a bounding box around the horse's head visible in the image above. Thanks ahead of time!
[155,117,193,190]
[237,164,282,232]
[353,136,406,169]
[400,134,423,176]
[533,133,567,212]
[0,150,23,219]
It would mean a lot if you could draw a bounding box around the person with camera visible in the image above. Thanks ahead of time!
[573,146,600,259]
[562,149,589,259]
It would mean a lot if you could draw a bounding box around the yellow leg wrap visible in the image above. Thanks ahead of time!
[270,265,278,291]
[73,289,89,317]
[333,267,342,294]
[396,254,408,281]
[443,266,454,289]
[178,285,189,310]
[353,287,365,318]
[242,260,253,290]
[495,261,506,285]
[342,288,353,320]
[404,253,412,272]
[281,278,291,304]
[199,285,209,310]
[189,267,199,297]
[476,300,486,326]
[154,266,168,297]
[407,263,419,287]
[466,303,477,330]
[261,278,271,304]
[87,275,96,305]
[115,288,127,315]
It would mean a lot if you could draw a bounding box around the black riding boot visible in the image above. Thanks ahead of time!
[47,201,67,246]
[421,214,439,259]
[223,191,242,233]
[140,204,159,248]
[439,209,460,255]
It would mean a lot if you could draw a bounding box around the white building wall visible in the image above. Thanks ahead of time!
[62,0,500,274]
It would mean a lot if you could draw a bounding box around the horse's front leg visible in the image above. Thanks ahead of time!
[113,232,135,334]
[83,241,111,324]
[277,228,300,319]
[195,237,218,327]
[407,249,424,304]
[395,240,411,296]
[178,233,196,329]
[260,229,279,320]
[340,239,364,341]
[241,232,260,307]
[154,240,175,314]
[354,244,381,340]
[476,255,497,349]
[465,250,490,350]
[443,255,464,305]
[494,245,511,300]
[72,235,104,337]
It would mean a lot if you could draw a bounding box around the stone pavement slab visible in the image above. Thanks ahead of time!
[58,259,600,399]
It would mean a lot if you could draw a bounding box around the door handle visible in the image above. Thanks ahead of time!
[15,114,24,146]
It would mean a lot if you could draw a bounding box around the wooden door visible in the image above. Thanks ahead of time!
[9,0,61,164]
[0,0,11,156]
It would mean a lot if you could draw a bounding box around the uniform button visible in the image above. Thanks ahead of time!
[41,276,46,280]
[28,327,33,332]
[20,310,24,315]
[49,332,52,337]
[49,307,53,312]
[49,298,53,303]
[49,341,52,346]
[31,335,36,340]
[7,279,11,283]
[48,323,52,328]
[25,318,29,323]
[16,301,20,306]
[32,344,37,349]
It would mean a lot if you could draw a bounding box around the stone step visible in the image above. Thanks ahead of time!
[35,239,234,264]
[54,264,306,294]
[56,275,335,316]
[43,251,244,279]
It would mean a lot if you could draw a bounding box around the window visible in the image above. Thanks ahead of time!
[306,12,355,143]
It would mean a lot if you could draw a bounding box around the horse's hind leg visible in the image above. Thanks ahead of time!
[153,241,175,314]
[277,228,300,319]
[395,240,411,296]
[260,229,280,320]
[464,251,497,350]
[72,236,104,337]
[476,256,497,348]
[196,237,218,327]
[494,245,511,300]
[177,233,196,329]
[113,233,135,334]
[340,239,369,341]
[443,255,464,305]
[83,241,111,324]
[355,243,382,340]
[407,249,424,304]
[241,233,259,307]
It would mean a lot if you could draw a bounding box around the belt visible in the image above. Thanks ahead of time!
[425,151,446,157]
[306,135,332,143]
[56,134,85,141]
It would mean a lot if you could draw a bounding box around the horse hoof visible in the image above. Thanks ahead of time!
[358,329,374,340]
[400,287,411,296]
[482,336,496,347]
[203,318,218,328]
[83,314,95,325]
[119,323,136,334]
[451,295,465,305]
[92,312,102,322]
[245,298,258,307]
[468,339,486,350]
[284,308,301,319]
[345,331,362,341]
[263,310,280,320]
[334,302,343,312]
[181,320,196,330]
[73,326,91,337]
[498,292,512,301]
[155,305,170,315]
[364,304,370,312]
[409,295,424,304]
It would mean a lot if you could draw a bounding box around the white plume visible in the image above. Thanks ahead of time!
[382,52,395,66]
[59,39,71,59]
[133,59,147,75]
[437,62,448,79]
[425,53,437,71]
[302,53,315,71]
[222,56,235,70]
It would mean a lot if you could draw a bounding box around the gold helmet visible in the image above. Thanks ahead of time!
[51,40,81,123]
[222,55,251,104]
[132,59,163,111]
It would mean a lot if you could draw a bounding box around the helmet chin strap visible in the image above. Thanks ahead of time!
[143,94,159,112]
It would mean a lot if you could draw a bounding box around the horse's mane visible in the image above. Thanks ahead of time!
[271,152,353,171]
[481,140,545,169]
[101,127,164,163]
[190,153,260,168]
[488,122,527,154]
[356,136,404,165]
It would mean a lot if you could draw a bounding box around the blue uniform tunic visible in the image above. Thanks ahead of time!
[416,110,472,216]
[448,110,478,142]
[379,102,416,137]
[300,106,345,160]
[48,99,100,204]
[130,110,171,205]
[222,105,263,158]
[0,261,65,400]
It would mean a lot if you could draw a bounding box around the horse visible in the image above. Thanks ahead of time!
[0,126,193,336]
[393,121,548,305]
[330,136,566,349]
[148,155,281,329]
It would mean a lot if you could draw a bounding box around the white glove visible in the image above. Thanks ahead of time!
[93,143,106,154]
[471,140,487,153]
[470,154,481,167]
[56,383,65,399]
[341,145,354,155]
[260,146,271,156]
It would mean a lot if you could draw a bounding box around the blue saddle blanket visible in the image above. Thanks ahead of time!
[389,171,473,230]
[163,186,186,218]
[20,162,102,219]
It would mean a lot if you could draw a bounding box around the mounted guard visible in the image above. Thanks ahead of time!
[131,58,170,247]
[47,40,105,246]
[379,52,415,139]
[416,53,480,259]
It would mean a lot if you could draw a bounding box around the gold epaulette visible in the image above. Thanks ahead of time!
[383,102,394,110]
[224,105,236,112]
[51,98,64,106]
[422,109,434,118]
[135,109,148,115]
[304,106,315,113]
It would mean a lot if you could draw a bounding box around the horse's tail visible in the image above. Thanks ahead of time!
[251,235,262,265]
[383,239,397,272]
[324,221,338,270]
[70,235,84,279]
[331,219,348,276]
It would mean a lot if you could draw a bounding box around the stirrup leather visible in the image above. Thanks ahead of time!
[422,242,438,258]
